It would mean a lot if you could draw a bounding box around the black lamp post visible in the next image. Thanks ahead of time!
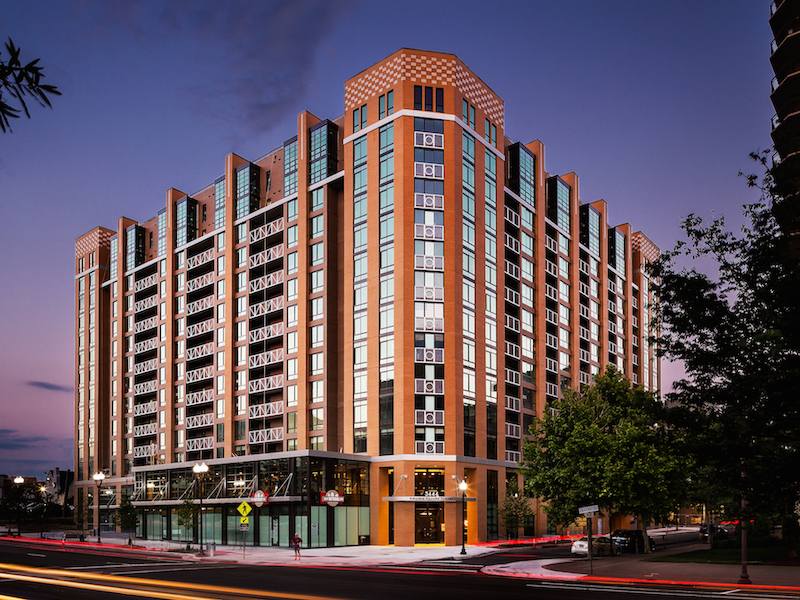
[13,477,24,537]
[92,471,105,543]
[193,462,208,556]
[459,479,467,555]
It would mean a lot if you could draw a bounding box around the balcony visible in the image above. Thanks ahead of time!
[505,260,520,279]
[545,236,557,252]
[545,308,558,325]
[505,287,520,306]
[249,427,284,444]
[414,286,443,302]
[505,395,520,412]
[505,206,520,228]
[186,366,214,384]
[134,422,158,437]
[186,389,214,407]
[249,270,284,294]
[504,233,520,254]
[187,247,214,270]
[414,223,444,241]
[579,260,590,275]
[249,245,284,268]
[505,341,520,360]
[250,296,284,318]
[249,348,284,368]
[545,382,559,397]
[134,294,158,313]
[187,296,214,316]
[545,284,558,301]
[134,380,158,396]
[505,368,520,386]
[414,379,444,395]
[249,401,284,419]
[579,326,590,341]
[414,316,444,332]
[414,348,444,363]
[505,450,521,464]
[580,349,590,363]
[415,441,444,455]
[185,436,214,452]
[414,255,444,271]
[545,260,558,277]
[414,162,444,179]
[249,217,284,244]
[505,314,520,333]
[134,337,158,354]
[248,374,284,394]
[186,412,214,429]
[506,423,521,439]
[186,272,214,293]
[579,371,591,385]
[133,358,158,376]
[414,193,444,210]
[187,319,215,338]
[186,341,215,361]
[133,444,157,459]
[133,315,158,334]
[546,333,558,349]
[414,131,444,148]
[249,322,283,344]
[545,357,558,373]
[134,273,158,293]
[133,400,158,416]
[414,410,444,426]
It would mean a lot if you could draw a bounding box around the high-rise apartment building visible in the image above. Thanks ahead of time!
[74,49,660,547]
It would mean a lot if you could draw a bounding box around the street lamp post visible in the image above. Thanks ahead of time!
[193,462,208,556]
[13,476,24,537]
[92,471,105,543]
[459,479,468,555]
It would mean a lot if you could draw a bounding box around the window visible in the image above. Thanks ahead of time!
[310,297,323,320]
[310,243,323,266]
[310,324,323,348]
[310,352,324,375]
[310,215,323,239]
[310,408,324,430]
[310,270,324,293]
[287,278,298,301]
[311,188,324,211]
[287,385,297,406]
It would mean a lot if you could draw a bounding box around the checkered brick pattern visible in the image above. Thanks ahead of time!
[75,227,114,258]
[632,232,660,263]
[454,63,504,129]
[346,55,406,111]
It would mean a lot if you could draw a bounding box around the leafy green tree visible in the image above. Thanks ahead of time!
[521,367,688,530]
[113,493,139,545]
[0,38,61,132]
[497,479,534,539]
[175,496,198,550]
[649,154,800,557]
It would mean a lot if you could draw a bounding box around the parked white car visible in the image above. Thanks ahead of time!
[570,535,621,556]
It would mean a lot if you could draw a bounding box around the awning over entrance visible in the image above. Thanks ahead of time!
[382,496,476,502]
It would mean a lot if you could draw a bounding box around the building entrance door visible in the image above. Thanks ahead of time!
[415,504,443,543]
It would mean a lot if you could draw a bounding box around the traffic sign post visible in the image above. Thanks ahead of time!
[237,501,252,517]
[578,505,599,574]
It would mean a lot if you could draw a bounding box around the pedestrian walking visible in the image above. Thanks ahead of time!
[292,533,302,560]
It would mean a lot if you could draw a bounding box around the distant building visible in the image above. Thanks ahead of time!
[74,48,660,546]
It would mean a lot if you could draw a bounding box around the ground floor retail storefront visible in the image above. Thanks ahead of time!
[126,451,520,547]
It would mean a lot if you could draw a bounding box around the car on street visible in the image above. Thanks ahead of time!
[570,535,621,556]
[610,529,656,553]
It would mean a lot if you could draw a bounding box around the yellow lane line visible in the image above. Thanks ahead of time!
[0,563,347,600]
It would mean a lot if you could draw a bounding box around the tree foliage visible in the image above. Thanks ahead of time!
[648,152,800,555]
[497,479,534,539]
[175,495,199,547]
[521,367,688,528]
[113,492,139,542]
[0,38,60,132]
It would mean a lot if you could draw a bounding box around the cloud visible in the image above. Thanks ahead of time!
[0,429,49,450]
[27,381,73,393]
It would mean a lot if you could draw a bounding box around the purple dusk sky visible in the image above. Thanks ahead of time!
[1,1,773,478]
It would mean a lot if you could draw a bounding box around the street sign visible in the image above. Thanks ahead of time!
[253,490,267,507]
[237,501,252,517]
[240,523,250,531]
[239,516,249,525]
[578,504,599,515]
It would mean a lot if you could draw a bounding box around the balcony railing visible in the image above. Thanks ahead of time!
[414,255,444,271]
[186,272,215,293]
[545,357,558,373]
[414,162,444,179]
[505,206,520,227]
[249,427,284,444]
[580,371,591,385]
[415,441,444,455]
[133,400,158,416]
[249,245,284,268]
[133,443,157,458]
[134,316,158,334]
[414,348,444,364]
[505,260,520,280]
[249,401,284,419]
[505,341,520,360]
[186,366,214,384]
[505,314,520,332]
[249,217,284,244]
[248,374,283,394]
[185,436,214,452]
[414,193,444,210]
[505,287,520,306]
[186,389,214,406]
[504,233,520,254]
[414,286,443,302]
[134,295,158,313]
[505,450,521,464]
[249,270,284,294]
[546,382,559,397]
[134,380,158,396]
[505,395,520,412]
[250,296,284,318]
[415,316,444,332]
[505,423,521,439]
[505,368,520,386]
[414,379,444,395]
[186,412,214,429]
[134,337,158,354]
[187,296,214,316]
[186,341,215,361]
[546,333,558,349]
[134,273,158,293]
[134,422,157,437]
[187,247,214,270]
[414,223,444,241]
[249,322,283,344]
[414,131,444,148]
[187,319,215,338]
[133,358,158,376]
[414,410,444,426]
[249,348,284,369]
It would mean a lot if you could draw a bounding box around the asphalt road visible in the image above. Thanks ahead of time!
[0,538,766,600]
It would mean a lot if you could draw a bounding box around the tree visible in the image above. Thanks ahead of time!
[175,496,199,550]
[497,479,534,539]
[649,154,800,557]
[113,493,139,545]
[0,38,60,132]
[521,367,688,530]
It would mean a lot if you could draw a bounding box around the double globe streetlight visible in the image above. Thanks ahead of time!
[459,479,468,555]
[13,476,24,537]
[92,471,106,543]
[192,462,209,556]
